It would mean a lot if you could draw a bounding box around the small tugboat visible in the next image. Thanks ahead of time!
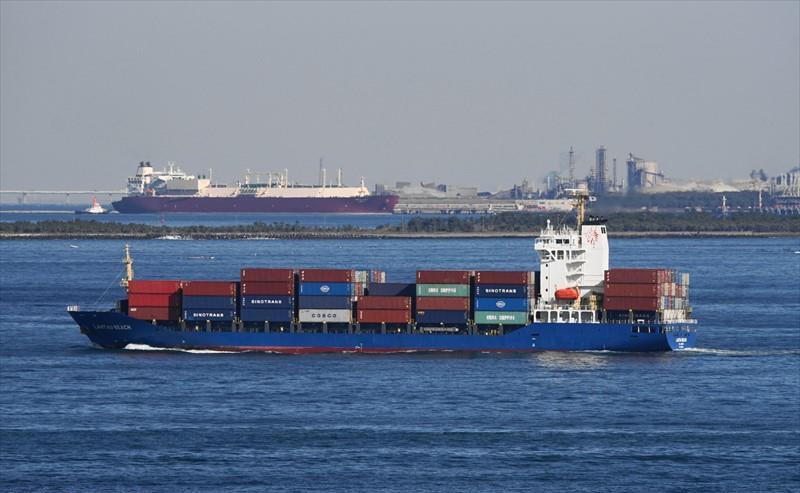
[75,197,109,215]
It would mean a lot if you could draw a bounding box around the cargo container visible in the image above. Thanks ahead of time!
[370,270,387,283]
[127,280,182,294]
[357,296,411,310]
[416,284,470,297]
[605,269,672,284]
[300,269,353,283]
[604,296,661,311]
[182,281,237,296]
[357,309,411,324]
[416,270,470,284]
[183,309,236,321]
[182,295,236,309]
[475,311,528,325]
[128,306,181,320]
[415,297,470,311]
[240,268,294,283]
[127,293,181,308]
[241,281,294,296]
[415,310,468,324]
[604,283,664,298]
[298,282,354,296]
[367,283,415,297]
[473,297,529,312]
[475,284,529,298]
[298,296,352,310]
[298,309,352,323]
[239,308,294,323]
[474,271,530,285]
[241,295,294,309]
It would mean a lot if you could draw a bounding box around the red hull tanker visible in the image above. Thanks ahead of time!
[113,194,398,213]
[115,161,399,214]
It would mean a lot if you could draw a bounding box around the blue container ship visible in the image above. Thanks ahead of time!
[68,192,697,353]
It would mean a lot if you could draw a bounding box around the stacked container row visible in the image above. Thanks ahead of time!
[357,295,412,324]
[240,268,294,323]
[298,269,354,323]
[603,268,690,315]
[182,281,237,321]
[473,271,531,326]
[127,280,182,321]
[415,270,470,325]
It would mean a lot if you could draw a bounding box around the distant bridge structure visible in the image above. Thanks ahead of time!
[0,189,127,205]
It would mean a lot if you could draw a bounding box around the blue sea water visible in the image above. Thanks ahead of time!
[0,237,798,492]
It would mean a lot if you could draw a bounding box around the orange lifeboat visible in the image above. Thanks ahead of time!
[554,287,579,300]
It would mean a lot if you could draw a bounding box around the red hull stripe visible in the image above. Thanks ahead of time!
[172,345,532,354]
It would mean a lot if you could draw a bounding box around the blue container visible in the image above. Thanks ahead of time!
[474,297,529,311]
[368,283,416,296]
[299,282,353,296]
[415,310,468,324]
[183,309,236,321]
[475,284,528,298]
[298,296,352,309]
[240,308,294,323]
[241,295,294,309]
[182,295,236,309]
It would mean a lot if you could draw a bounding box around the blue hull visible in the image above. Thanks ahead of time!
[69,311,697,353]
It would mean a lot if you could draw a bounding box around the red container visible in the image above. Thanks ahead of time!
[604,283,663,298]
[128,306,181,320]
[415,297,470,311]
[357,309,411,324]
[474,271,530,285]
[240,268,294,282]
[127,280,181,294]
[128,293,181,307]
[241,281,294,296]
[358,296,411,310]
[416,270,470,284]
[182,281,237,296]
[604,269,671,284]
[604,296,660,311]
[300,269,353,283]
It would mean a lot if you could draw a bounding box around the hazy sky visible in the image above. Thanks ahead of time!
[1,1,798,191]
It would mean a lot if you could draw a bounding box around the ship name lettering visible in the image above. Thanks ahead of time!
[96,324,132,331]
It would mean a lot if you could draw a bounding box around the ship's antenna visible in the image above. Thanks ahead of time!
[566,188,590,227]
[120,244,134,288]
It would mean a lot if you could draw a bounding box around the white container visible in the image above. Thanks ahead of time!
[298,309,352,323]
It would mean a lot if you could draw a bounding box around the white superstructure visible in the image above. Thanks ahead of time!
[534,219,608,305]
[531,189,608,324]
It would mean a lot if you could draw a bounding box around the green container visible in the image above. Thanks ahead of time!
[475,311,529,325]
[416,284,470,297]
